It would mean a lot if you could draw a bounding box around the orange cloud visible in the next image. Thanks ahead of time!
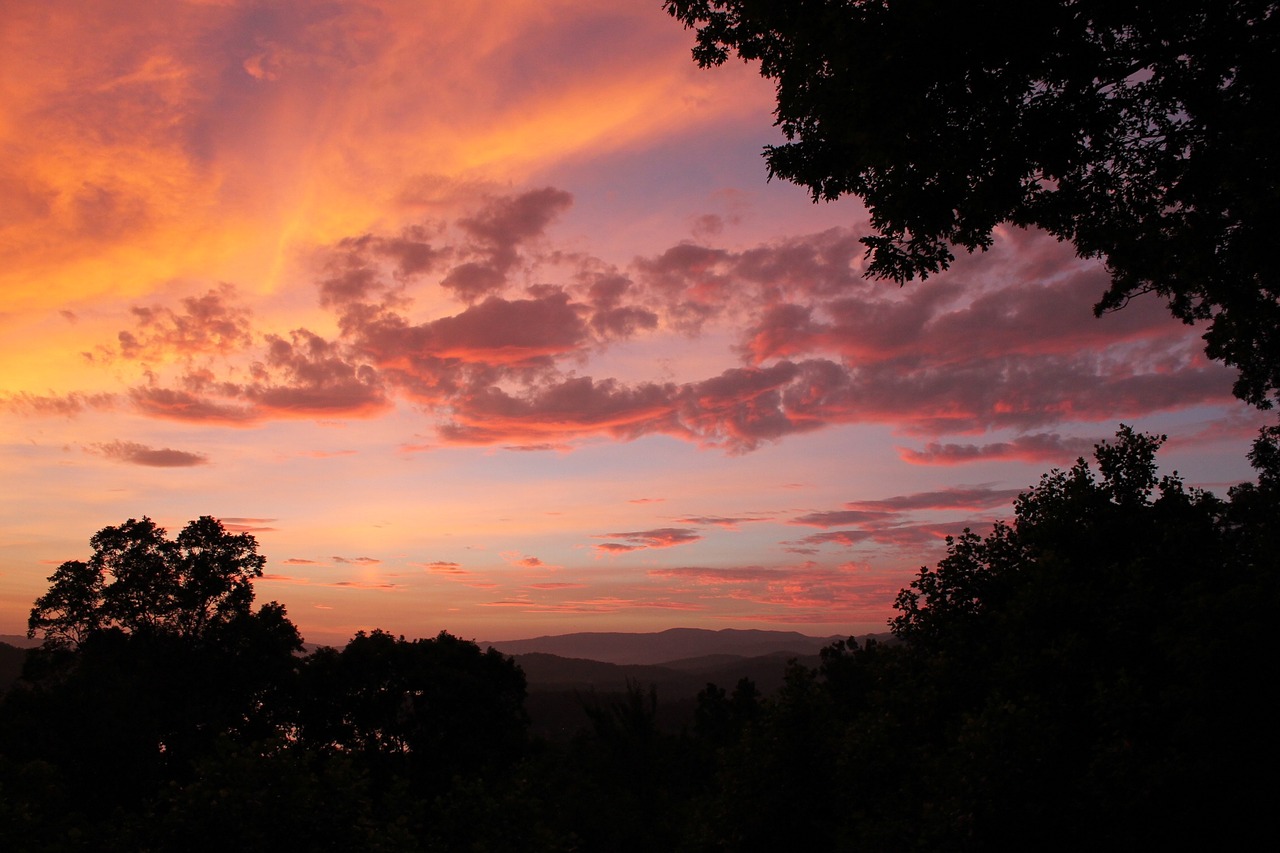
[113,285,253,363]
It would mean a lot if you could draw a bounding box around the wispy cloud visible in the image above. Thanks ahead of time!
[259,574,400,591]
[422,561,465,574]
[649,562,900,617]
[594,527,702,553]
[845,486,1024,512]
[3,392,116,417]
[113,285,253,361]
[790,509,894,528]
[221,517,278,533]
[86,440,209,468]
[674,515,771,529]
[897,434,1102,466]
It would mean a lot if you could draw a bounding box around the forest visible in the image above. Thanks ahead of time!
[2,425,1276,851]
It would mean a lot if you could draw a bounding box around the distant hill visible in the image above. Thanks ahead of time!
[513,649,814,696]
[512,648,826,738]
[483,627,860,666]
[487,628,895,739]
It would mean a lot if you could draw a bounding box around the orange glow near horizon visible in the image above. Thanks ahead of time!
[0,0,1267,645]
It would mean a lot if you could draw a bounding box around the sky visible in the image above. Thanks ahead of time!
[1,0,1269,646]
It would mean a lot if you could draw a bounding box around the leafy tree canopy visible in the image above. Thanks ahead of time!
[295,630,528,791]
[27,516,271,648]
[666,0,1280,405]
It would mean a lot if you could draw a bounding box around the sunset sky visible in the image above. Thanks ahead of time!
[1,0,1268,646]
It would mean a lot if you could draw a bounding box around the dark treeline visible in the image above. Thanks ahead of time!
[2,426,1277,851]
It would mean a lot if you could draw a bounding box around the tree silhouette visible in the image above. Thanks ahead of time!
[7,516,302,824]
[877,426,1277,847]
[666,426,1280,849]
[294,630,528,794]
[28,516,270,648]
[666,0,1280,405]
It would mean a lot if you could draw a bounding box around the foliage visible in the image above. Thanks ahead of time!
[27,516,271,648]
[715,425,1279,849]
[666,0,1280,405]
[294,630,529,796]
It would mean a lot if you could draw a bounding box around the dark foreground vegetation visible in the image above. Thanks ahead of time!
[2,426,1277,851]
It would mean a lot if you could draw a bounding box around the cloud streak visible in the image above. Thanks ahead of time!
[595,527,703,553]
[897,433,1104,466]
[87,440,209,468]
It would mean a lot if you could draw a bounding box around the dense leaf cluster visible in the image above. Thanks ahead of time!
[666,1,1280,405]
[27,516,269,648]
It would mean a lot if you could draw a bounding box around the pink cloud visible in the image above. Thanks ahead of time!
[674,515,771,529]
[44,195,1237,455]
[481,596,706,614]
[782,482,1021,552]
[116,284,252,361]
[845,486,1025,512]
[596,542,644,553]
[594,527,702,553]
[860,521,994,548]
[259,574,401,591]
[86,440,209,468]
[324,224,449,301]
[419,561,467,575]
[790,509,894,528]
[786,530,875,548]
[897,433,1103,465]
[398,442,436,454]
[130,387,259,424]
[353,292,588,371]
[450,189,572,288]
[438,376,681,446]
[259,574,307,583]
[219,517,278,533]
[249,329,389,417]
[128,327,389,424]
